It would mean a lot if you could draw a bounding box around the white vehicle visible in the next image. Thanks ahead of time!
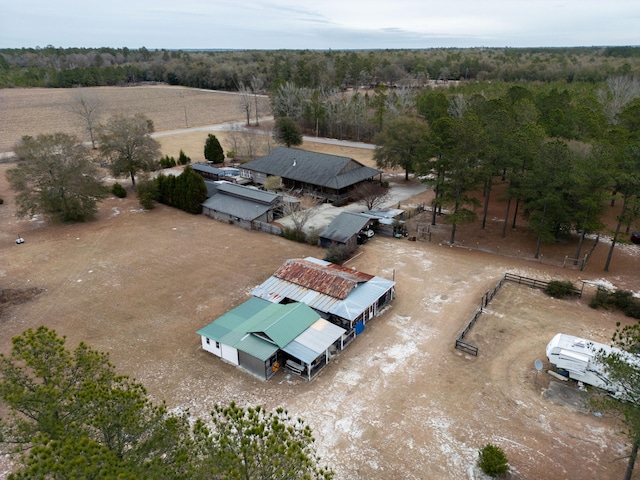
[546,333,637,395]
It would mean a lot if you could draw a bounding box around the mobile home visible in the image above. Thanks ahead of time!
[546,333,635,394]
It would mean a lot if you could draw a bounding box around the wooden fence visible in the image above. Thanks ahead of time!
[455,276,506,356]
[503,273,550,290]
[455,338,479,356]
[503,272,582,297]
[454,272,582,356]
[562,234,600,271]
[455,306,483,356]
[481,275,507,307]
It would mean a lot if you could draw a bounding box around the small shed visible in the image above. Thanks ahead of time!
[318,212,375,249]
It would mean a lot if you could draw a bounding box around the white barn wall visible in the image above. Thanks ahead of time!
[221,344,239,365]
[201,336,221,356]
[200,336,239,365]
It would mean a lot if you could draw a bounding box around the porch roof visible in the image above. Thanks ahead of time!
[282,319,346,364]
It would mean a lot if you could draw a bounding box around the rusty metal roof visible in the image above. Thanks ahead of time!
[273,258,373,300]
[252,257,395,322]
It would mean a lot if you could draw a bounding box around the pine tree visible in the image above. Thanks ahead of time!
[204,134,224,164]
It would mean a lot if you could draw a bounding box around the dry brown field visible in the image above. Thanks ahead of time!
[0,85,272,154]
[1,86,640,479]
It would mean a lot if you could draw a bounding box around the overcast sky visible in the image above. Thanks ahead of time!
[1,0,639,50]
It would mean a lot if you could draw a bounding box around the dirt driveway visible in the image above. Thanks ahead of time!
[1,87,640,479]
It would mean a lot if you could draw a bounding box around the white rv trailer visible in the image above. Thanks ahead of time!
[546,333,631,393]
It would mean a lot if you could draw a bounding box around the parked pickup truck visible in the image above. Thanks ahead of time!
[285,359,305,375]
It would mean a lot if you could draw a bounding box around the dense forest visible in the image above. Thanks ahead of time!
[2,46,640,90]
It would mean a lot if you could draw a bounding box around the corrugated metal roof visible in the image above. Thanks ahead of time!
[235,334,278,361]
[281,342,317,365]
[252,257,395,321]
[296,319,345,353]
[249,302,319,347]
[282,319,346,364]
[193,164,240,176]
[192,163,220,175]
[196,297,321,359]
[215,182,279,204]
[196,297,269,342]
[273,258,373,300]
[202,194,272,221]
[204,180,220,198]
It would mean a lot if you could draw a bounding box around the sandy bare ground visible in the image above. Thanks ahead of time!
[1,87,640,479]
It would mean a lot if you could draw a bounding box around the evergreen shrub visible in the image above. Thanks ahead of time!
[478,443,509,477]
[111,182,127,198]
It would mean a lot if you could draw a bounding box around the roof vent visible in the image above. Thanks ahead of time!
[292,159,296,166]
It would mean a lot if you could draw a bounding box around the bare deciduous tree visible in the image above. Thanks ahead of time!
[271,82,304,120]
[281,193,321,239]
[237,81,253,126]
[448,93,468,119]
[250,75,264,126]
[352,182,390,211]
[391,87,417,118]
[69,87,102,149]
[597,76,640,124]
[226,124,271,161]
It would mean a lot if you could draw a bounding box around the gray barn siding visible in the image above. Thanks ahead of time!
[238,351,269,380]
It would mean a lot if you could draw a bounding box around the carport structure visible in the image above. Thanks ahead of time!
[318,211,376,249]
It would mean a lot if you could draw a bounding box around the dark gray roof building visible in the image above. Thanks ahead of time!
[202,181,280,225]
[240,147,382,201]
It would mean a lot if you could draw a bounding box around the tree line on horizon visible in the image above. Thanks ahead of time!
[1,46,640,90]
